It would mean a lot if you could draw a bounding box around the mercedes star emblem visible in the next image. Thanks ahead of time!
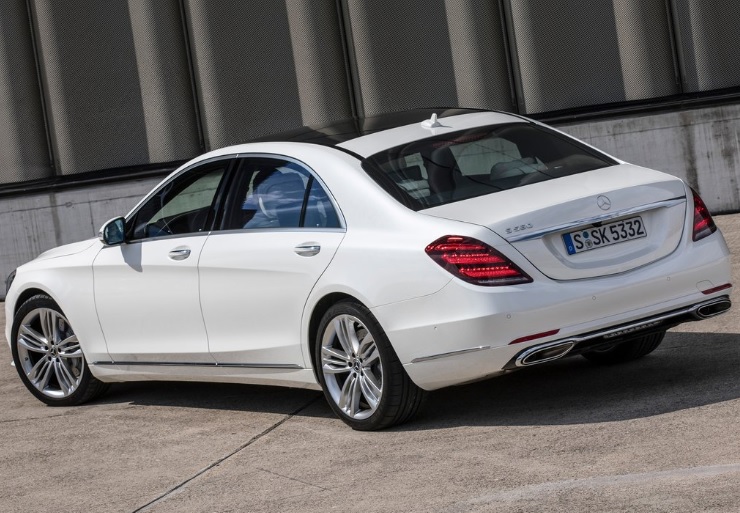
[597,195,611,211]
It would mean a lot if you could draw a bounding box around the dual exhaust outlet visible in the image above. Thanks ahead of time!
[514,296,731,368]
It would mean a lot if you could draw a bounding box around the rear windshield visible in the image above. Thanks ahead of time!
[362,123,617,210]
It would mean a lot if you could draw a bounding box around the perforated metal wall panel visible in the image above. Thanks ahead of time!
[506,0,678,113]
[31,0,198,175]
[3,0,740,188]
[125,0,200,162]
[611,0,678,100]
[671,0,740,92]
[442,0,513,111]
[184,0,352,150]
[343,0,512,116]
[0,0,51,183]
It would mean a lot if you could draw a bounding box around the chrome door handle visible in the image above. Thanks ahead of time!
[294,243,321,257]
[168,248,191,261]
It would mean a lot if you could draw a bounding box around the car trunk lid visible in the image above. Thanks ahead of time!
[421,164,687,280]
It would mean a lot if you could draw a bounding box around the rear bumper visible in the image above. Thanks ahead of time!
[372,232,731,390]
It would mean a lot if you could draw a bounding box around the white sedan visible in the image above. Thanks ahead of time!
[5,109,732,430]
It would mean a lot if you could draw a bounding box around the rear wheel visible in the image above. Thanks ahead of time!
[582,331,665,365]
[11,295,109,406]
[315,300,425,430]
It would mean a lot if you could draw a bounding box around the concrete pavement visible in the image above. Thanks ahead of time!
[1,215,739,512]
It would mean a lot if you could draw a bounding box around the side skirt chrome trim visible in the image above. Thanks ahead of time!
[508,197,686,242]
[91,361,303,370]
[411,345,491,364]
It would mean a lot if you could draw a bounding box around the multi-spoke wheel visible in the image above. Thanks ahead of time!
[11,295,108,406]
[316,301,424,430]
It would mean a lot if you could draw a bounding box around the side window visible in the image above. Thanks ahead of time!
[127,161,228,240]
[242,165,307,229]
[304,178,341,228]
[220,158,341,230]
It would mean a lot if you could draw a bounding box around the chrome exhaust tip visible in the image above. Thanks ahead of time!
[693,298,732,319]
[516,340,576,367]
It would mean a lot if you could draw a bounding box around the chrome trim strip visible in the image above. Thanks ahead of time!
[507,197,686,242]
[411,345,491,364]
[216,363,303,369]
[91,361,302,370]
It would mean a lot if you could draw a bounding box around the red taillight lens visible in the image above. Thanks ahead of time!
[691,189,717,242]
[425,235,533,286]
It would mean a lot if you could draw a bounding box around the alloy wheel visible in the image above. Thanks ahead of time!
[320,314,383,420]
[16,307,84,399]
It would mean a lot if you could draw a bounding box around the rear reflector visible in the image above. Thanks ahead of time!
[701,283,732,295]
[510,329,560,345]
[425,235,533,286]
[691,189,717,241]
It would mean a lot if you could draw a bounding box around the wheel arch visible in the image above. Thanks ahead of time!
[13,287,55,315]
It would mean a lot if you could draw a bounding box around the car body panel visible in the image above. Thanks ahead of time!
[199,229,345,366]
[5,242,111,363]
[92,235,213,363]
[422,164,688,279]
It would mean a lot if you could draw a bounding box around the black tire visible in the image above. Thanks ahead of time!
[11,294,109,406]
[315,300,425,430]
[582,331,665,365]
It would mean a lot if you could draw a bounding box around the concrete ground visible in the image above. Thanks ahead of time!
[1,216,739,513]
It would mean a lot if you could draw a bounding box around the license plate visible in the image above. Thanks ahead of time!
[562,216,647,255]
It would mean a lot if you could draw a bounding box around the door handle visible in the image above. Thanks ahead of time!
[294,243,321,257]
[168,248,191,261]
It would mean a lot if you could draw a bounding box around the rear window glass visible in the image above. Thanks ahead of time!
[362,123,617,210]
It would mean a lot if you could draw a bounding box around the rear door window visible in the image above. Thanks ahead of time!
[219,157,341,230]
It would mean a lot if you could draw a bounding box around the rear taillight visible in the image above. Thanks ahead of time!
[425,235,532,286]
[691,189,717,241]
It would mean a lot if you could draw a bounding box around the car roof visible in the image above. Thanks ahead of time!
[187,108,530,165]
[252,108,528,158]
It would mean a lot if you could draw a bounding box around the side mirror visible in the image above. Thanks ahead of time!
[98,217,126,246]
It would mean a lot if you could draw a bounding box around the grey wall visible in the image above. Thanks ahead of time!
[672,0,740,92]
[184,0,352,148]
[2,0,740,184]
[0,0,51,182]
[343,0,512,115]
[505,0,678,112]
[29,0,200,174]
[560,105,740,213]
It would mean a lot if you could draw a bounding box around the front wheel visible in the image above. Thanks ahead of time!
[315,301,424,430]
[582,331,665,365]
[11,294,109,406]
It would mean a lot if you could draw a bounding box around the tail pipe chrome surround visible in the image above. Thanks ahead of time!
[693,297,732,319]
[516,340,576,367]
[511,296,731,369]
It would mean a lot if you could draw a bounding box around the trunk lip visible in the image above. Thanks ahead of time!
[507,196,686,243]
